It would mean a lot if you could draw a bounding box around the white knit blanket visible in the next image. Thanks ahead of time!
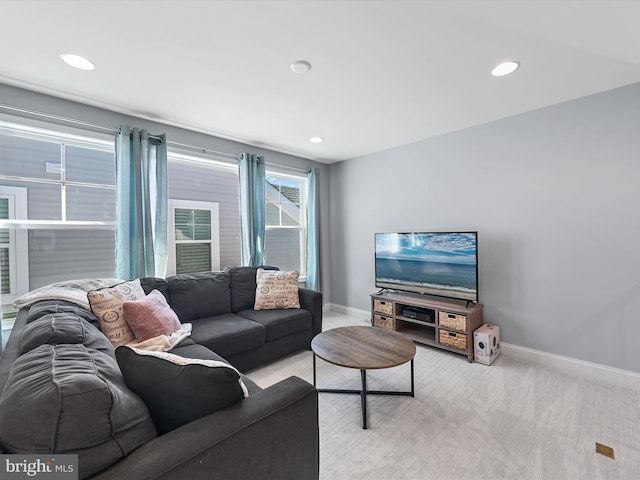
[13,277,193,354]
[12,278,123,311]
[126,323,193,352]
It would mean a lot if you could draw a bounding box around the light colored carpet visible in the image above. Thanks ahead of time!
[247,312,640,480]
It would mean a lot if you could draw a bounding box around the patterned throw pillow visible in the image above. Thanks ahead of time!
[254,269,300,310]
[87,279,146,347]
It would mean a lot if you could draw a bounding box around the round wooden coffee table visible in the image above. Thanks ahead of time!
[311,326,416,429]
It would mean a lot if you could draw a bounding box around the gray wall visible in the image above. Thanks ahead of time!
[0,83,332,298]
[328,82,640,373]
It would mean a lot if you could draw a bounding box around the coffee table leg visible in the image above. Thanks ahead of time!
[313,355,413,430]
[411,358,414,397]
[360,369,367,430]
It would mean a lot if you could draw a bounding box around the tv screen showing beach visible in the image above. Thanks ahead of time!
[375,232,478,301]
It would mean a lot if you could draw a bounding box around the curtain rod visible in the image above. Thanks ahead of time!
[0,103,236,159]
[0,102,312,173]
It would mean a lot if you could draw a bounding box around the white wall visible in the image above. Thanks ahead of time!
[328,82,640,373]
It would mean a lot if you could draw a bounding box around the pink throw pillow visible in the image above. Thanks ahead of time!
[123,290,181,342]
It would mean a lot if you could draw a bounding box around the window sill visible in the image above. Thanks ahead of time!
[0,220,115,230]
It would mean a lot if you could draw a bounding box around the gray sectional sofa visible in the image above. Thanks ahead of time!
[0,266,321,480]
[144,265,323,372]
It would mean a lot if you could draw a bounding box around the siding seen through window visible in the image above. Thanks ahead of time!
[265,174,306,275]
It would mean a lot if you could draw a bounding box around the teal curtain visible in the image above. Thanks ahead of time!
[237,153,265,266]
[115,125,168,279]
[306,167,320,291]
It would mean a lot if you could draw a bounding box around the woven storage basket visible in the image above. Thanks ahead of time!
[439,329,467,350]
[373,299,393,316]
[373,314,393,330]
[438,311,467,331]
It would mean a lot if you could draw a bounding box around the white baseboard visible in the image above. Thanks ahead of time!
[326,303,640,392]
[325,303,370,321]
[501,342,640,392]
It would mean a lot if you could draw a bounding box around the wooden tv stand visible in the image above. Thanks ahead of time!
[370,291,483,362]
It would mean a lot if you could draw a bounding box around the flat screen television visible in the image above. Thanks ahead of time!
[375,231,479,302]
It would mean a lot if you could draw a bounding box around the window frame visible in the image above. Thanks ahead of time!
[0,186,28,309]
[264,171,307,279]
[0,117,116,230]
[167,199,221,276]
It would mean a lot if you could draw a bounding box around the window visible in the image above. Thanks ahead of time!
[0,120,244,297]
[0,117,247,341]
[0,186,28,308]
[166,152,241,272]
[0,120,116,305]
[167,200,220,275]
[264,173,307,276]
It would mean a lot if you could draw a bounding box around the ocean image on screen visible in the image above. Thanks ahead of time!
[375,232,477,301]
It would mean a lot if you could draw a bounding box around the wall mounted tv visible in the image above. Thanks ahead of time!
[375,232,479,302]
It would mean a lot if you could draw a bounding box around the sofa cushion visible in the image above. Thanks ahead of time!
[167,272,231,321]
[19,312,114,357]
[254,269,300,310]
[224,265,278,313]
[0,344,157,479]
[189,313,265,358]
[123,289,181,342]
[237,308,312,342]
[139,276,170,301]
[171,342,230,362]
[115,346,248,435]
[87,279,146,347]
[225,265,278,313]
[225,265,259,313]
[26,299,100,328]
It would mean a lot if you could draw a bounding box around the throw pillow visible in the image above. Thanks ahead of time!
[225,265,278,312]
[87,279,145,347]
[254,268,300,310]
[115,346,249,435]
[123,289,181,342]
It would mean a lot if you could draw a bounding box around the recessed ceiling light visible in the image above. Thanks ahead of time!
[309,137,324,143]
[291,60,312,74]
[491,61,519,77]
[60,53,95,71]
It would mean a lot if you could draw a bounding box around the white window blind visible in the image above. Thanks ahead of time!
[0,198,9,295]
[168,200,220,275]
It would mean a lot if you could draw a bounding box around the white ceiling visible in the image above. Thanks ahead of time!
[1,1,640,163]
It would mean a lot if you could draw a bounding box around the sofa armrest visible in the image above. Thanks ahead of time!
[90,376,319,480]
[298,288,323,337]
[0,308,28,392]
